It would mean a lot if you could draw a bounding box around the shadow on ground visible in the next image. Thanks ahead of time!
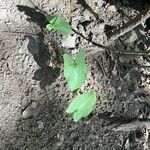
[26,32,60,89]
[17,5,61,89]
[17,5,47,28]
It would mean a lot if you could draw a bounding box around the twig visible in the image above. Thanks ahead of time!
[73,27,150,56]
[76,0,100,20]
[113,49,150,56]
[94,57,107,77]
[108,4,150,41]
[121,63,150,68]
[112,120,150,131]
[87,48,150,57]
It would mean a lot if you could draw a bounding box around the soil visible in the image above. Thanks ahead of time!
[0,0,150,149]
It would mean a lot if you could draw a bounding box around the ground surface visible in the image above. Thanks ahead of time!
[0,0,150,149]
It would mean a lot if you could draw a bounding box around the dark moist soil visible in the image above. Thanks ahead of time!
[0,0,150,149]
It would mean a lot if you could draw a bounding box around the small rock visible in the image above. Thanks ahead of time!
[0,9,7,20]
[37,121,44,129]
[30,102,37,109]
[124,31,138,44]
[56,133,64,146]
[92,23,105,33]
[62,35,76,48]
[147,114,150,119]
[106,5,117,13]
[119,55,130,63]
[125,139,130,149]
[22,107,33,119]
[118,86,121,91]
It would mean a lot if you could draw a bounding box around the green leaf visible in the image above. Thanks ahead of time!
[63,49,88,91]
[66,91,96,122]
[46,24,53,31]
[46,16,57,24]
[46,15,73,36]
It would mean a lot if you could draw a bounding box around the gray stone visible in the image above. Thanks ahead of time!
[62,35,76,48]
[22,107,33,119]
[30,102,37,109]
[0,9,7,20]
[37,120,44,129]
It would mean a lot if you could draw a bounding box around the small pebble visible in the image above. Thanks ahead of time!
[30,102,37,109]
[62,35,76,48]
[0,9,7,20]
[37,121,44,129]
[22,107,33,119]
[106,5,117,13]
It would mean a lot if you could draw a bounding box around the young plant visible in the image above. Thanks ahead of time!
[66,91,96,122]
[46,15,73,36]
[63,49,88,91]
[46,15,96,122]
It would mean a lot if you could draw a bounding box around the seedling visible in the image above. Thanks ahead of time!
[46,15,96,122]
[66,91,96,122]
[46,15,73,36]
[63,49,88,91]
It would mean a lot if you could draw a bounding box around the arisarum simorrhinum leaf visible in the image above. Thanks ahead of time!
[66,91,96,122]
[46,15,73,36]
[63,49,87,91]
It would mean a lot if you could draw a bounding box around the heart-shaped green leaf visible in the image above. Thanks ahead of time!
[46,15,73,36]
[66,91,96,122]
[63,49,88,91]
